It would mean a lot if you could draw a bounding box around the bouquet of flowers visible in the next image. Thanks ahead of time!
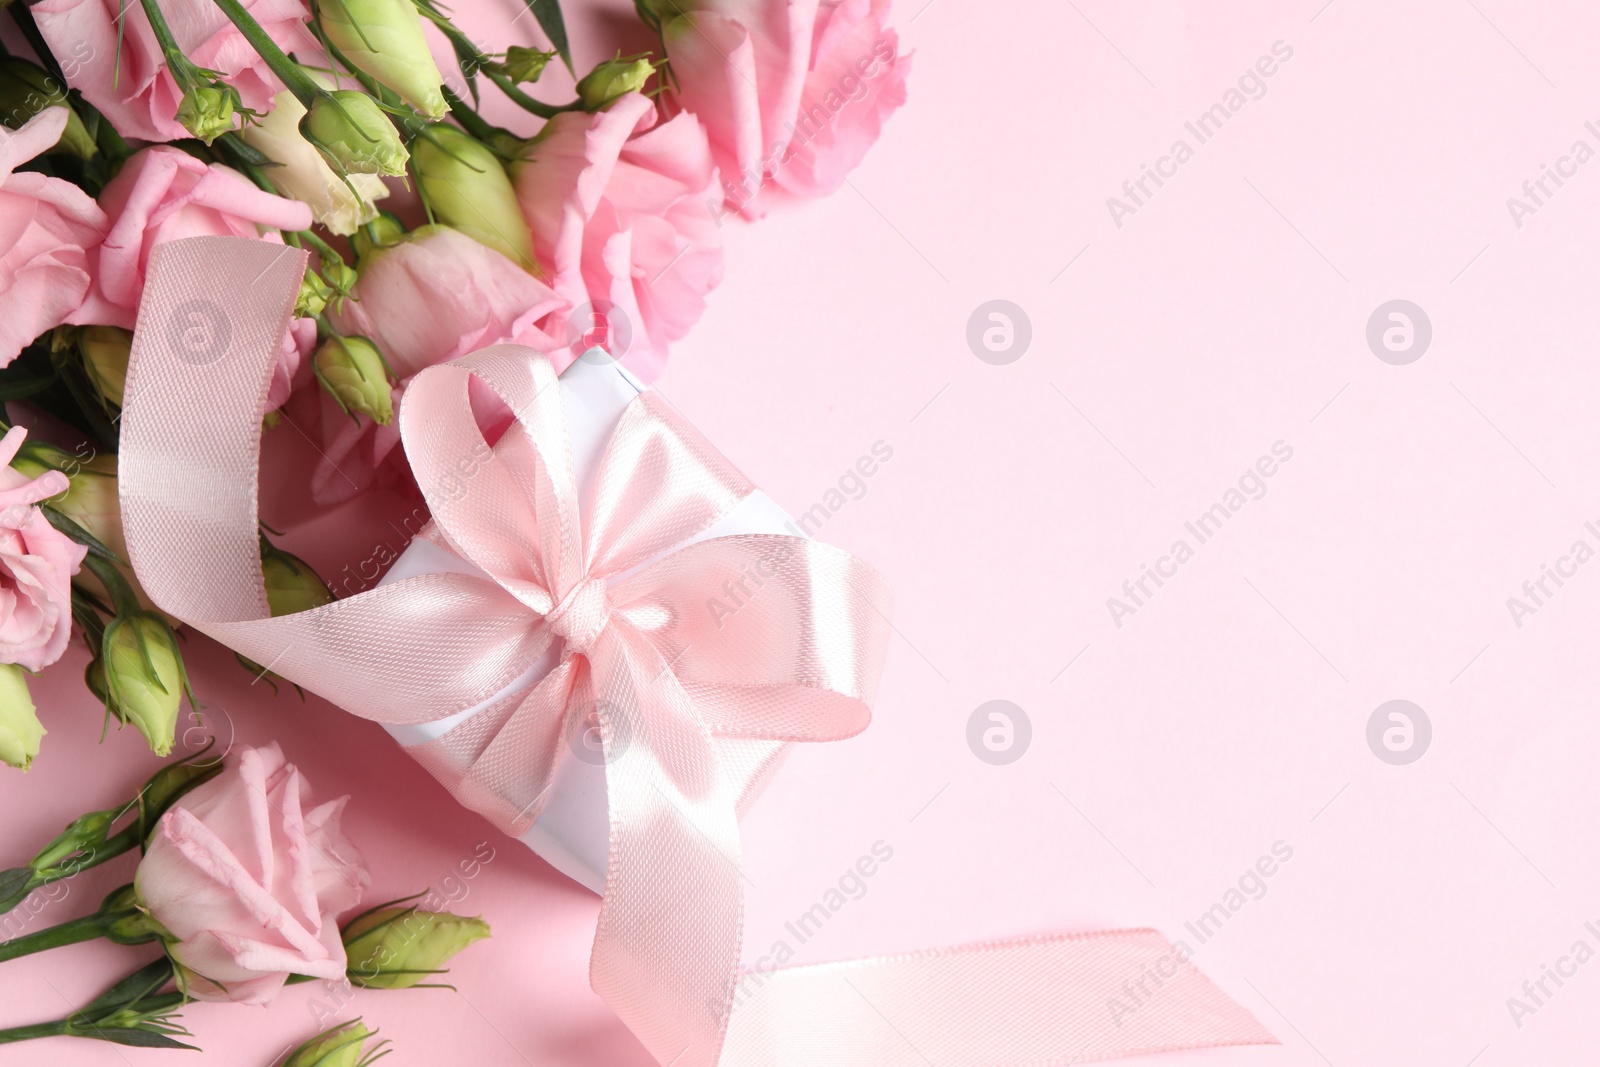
[0,0,908,760]
[0,0,907,1056]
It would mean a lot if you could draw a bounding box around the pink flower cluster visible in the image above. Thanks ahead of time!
[0,0,909,514]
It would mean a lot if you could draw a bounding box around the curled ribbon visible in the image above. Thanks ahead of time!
[120,237,1276,1066]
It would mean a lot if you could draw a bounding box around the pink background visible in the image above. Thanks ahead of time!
[6,0,1600,1063]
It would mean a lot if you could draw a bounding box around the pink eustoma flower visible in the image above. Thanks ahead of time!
[0,427,87,672]
[136,743,369,1004]
[0,109,109,366]
[513,93,723,382]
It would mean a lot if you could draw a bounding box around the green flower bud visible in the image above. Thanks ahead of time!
[262,547,335,616]
[413,125,536,271]
[281,1019,388,1067]
[0,664,44,771]
[102,615,183,757]
[350,210,406,263]
[575,54,655,111]
[342,903,491,988]
[0,60,96,159]
[241,90,391,236]
[502,45,555,85]
[79,325,131,410]
[324,261,358,296]
[174,84,236,144]
[297,272,334,318]
[318,0,447,118]
[315,336,393,425]
[302,91,408,177]
[84,655,109,705]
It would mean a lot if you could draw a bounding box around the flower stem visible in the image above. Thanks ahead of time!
[206,0,325,107]
[411,0,577,118]
[442,86,501,144]
[137,0,203,91]
[0,819,140,916]
[0,912,107,963]
[0,1020,71,1044]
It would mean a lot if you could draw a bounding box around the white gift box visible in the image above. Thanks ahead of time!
[377,353,800,892]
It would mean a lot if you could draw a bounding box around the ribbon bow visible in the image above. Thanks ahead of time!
[120,238,1275,1067]
[392,341,892,856]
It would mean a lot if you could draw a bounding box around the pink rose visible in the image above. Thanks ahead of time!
[0,109,109,367]
[33,0,311,143]
[660,0,908,215]
[68,146,313,409]
[513,93,723,382]
[307,225,564,503]
[136,743,369,1004]
[0,427,87,671]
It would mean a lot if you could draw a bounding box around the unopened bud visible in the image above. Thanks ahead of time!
[342,903,491,988]
[575,54,654,111]
[502,46,555,85]
[323,261,358,295]
[303,91,408,177]
[0,664,43,771]
[315,336,393,425]
[262,546,334,616]
[175,84,236,144]
[103,615,183,757]
[240,90,390,236]
[78,326,131,410]
[296,272,334,318]
[351,211,406,263]
[413,125,536,270]
[281,1019,387,1067]
[318,0,448,118]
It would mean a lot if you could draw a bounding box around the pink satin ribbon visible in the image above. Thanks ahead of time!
[118,236,1276,1065]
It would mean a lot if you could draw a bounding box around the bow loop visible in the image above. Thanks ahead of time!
[402,345,583,618]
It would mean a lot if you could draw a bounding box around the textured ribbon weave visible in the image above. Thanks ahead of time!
[119,236,1276,1066]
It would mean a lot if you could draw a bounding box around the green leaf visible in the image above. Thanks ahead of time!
[215,130,276,169]
[0,374,60,403]
[0,867,33,907]
[522,0,572,73]
[81,959,176,1015]
[83,1027,198,1050]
